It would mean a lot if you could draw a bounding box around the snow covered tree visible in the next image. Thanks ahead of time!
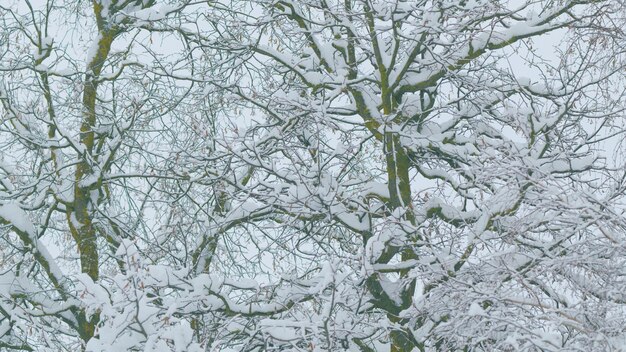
[1,0,626,351]
[0,1,237,350]
[192,0,626,350]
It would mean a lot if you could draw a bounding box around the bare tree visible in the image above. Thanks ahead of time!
[191,0,626,350]
[1,0,626,351]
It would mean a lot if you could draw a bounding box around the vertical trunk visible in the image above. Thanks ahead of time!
[384,132,419,352]
[67,3,115,343]
[362,59,419,349]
